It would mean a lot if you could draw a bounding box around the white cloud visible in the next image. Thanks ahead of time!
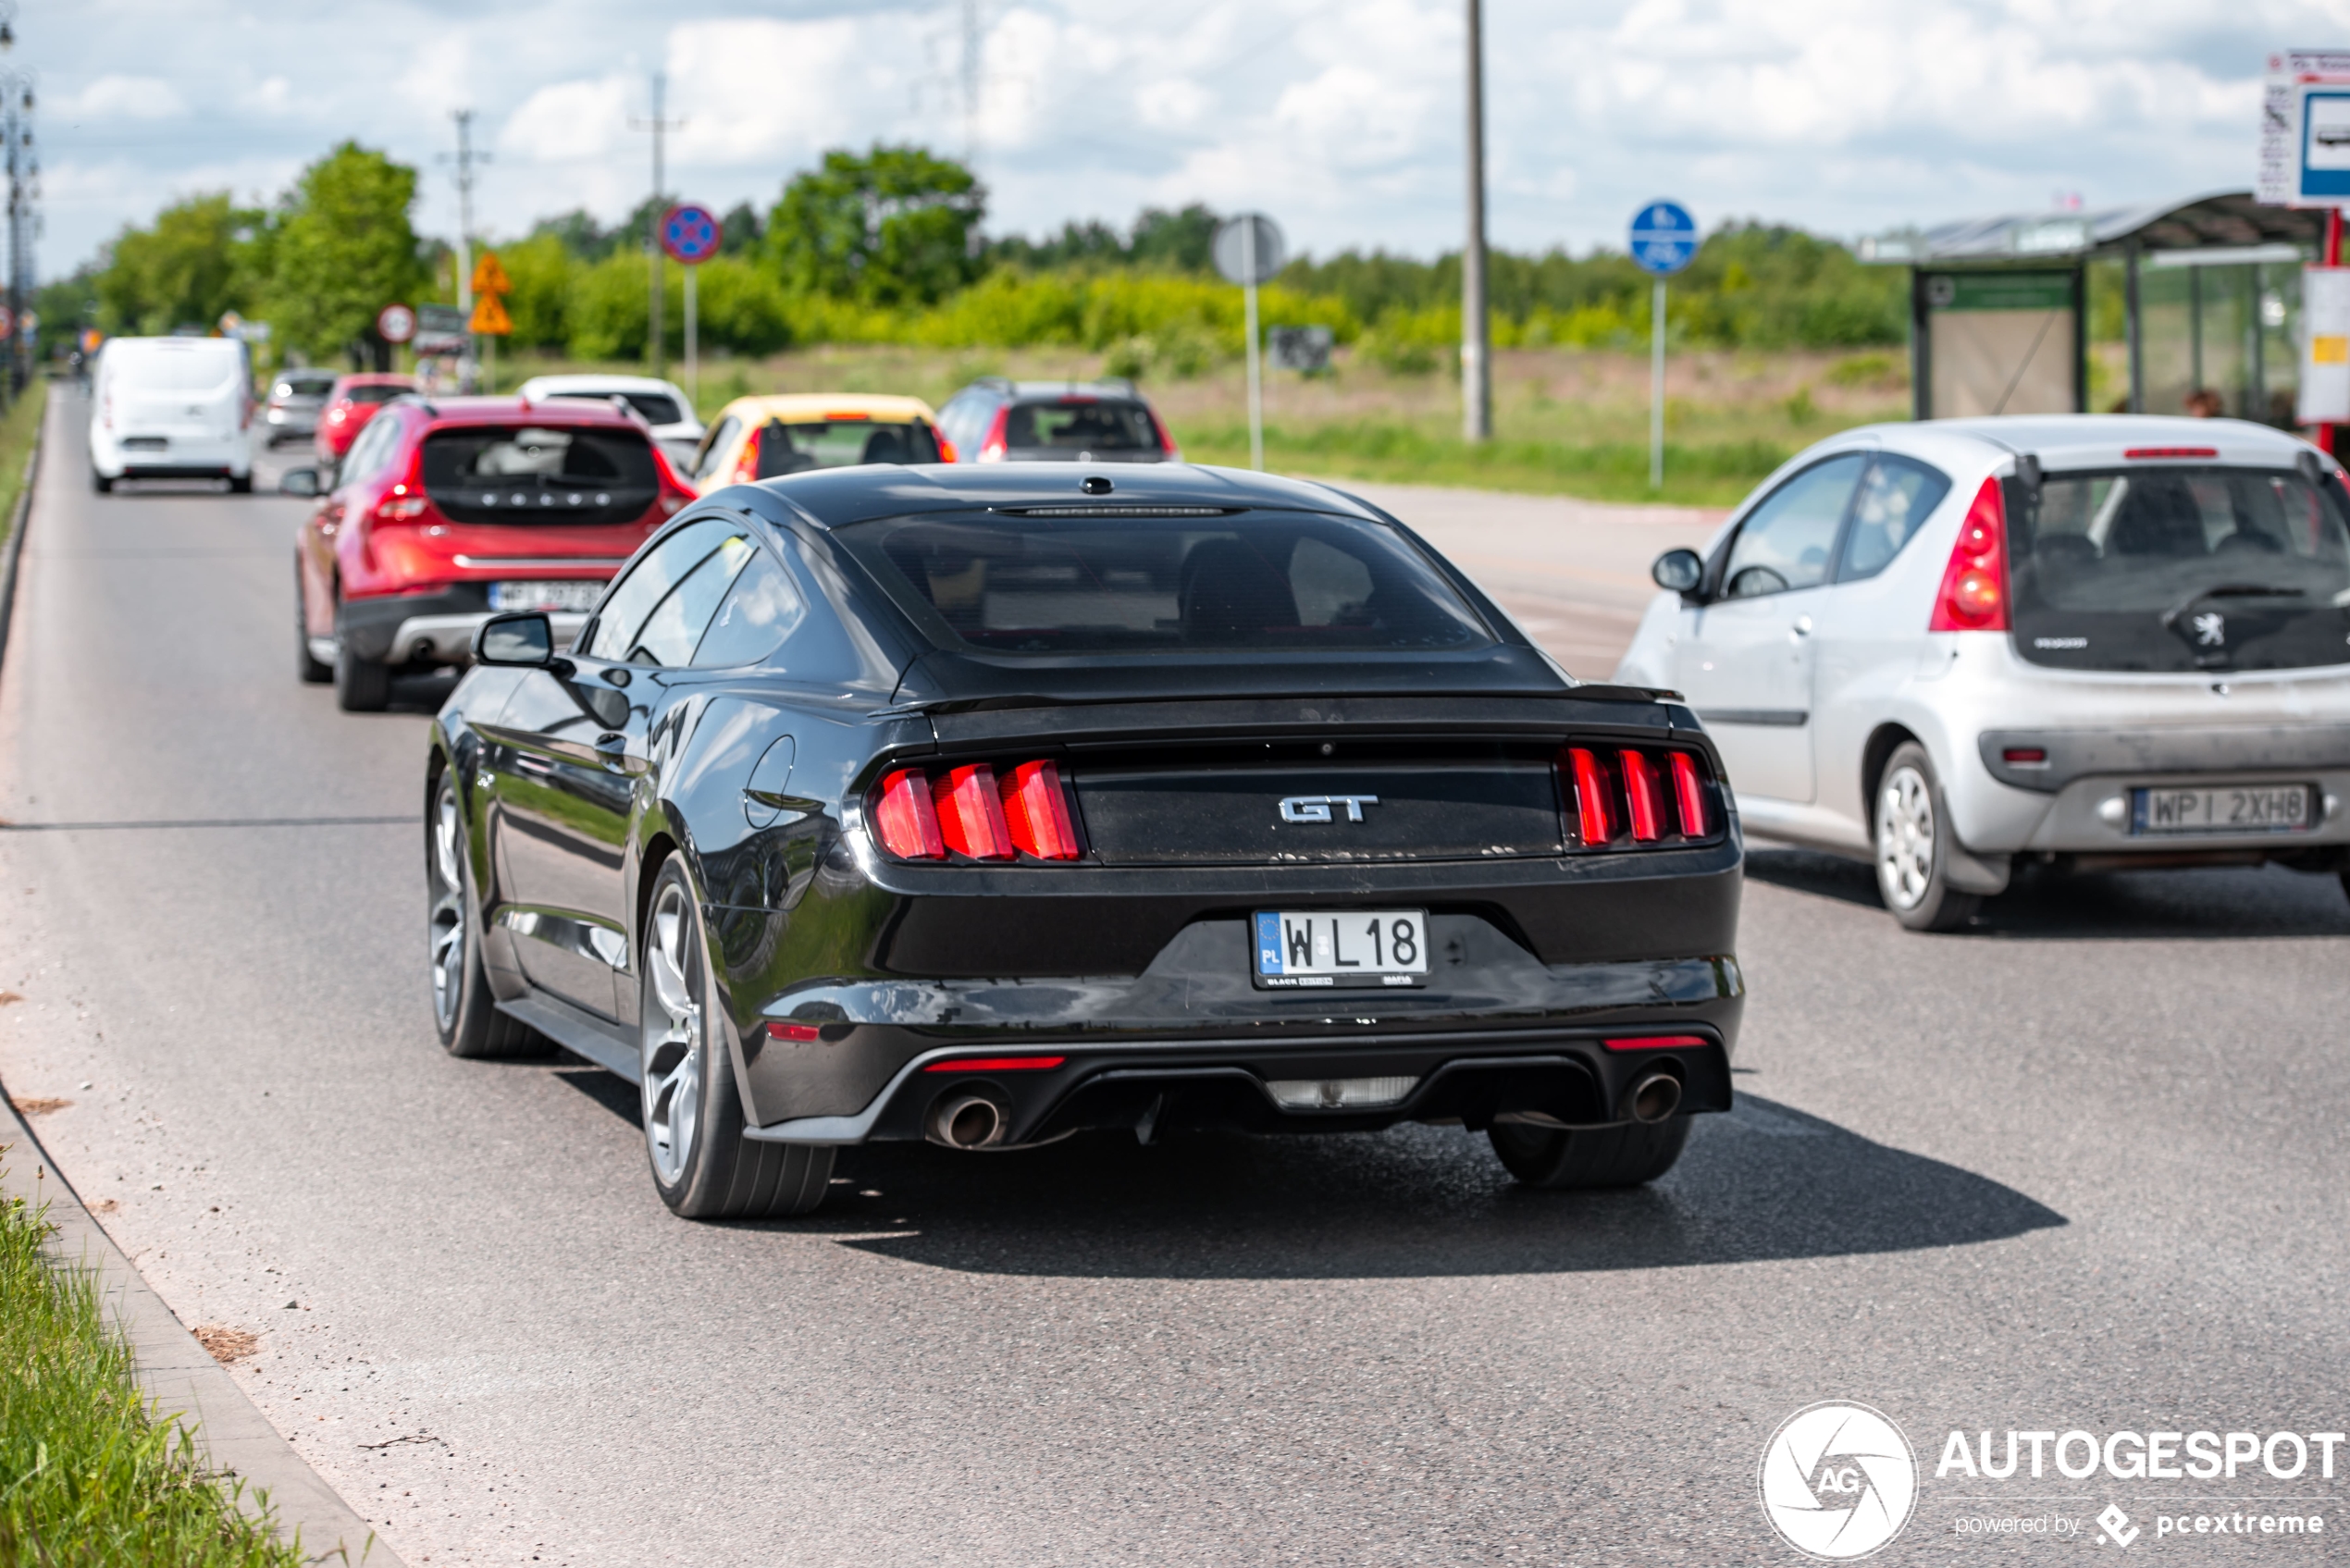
[62,75,187,121]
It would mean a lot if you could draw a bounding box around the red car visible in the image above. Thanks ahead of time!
[314,373,420,471]
[293,395,696,710]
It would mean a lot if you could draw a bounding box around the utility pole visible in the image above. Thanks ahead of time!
[961,0,982,164]
[439,109,488,390]
[0,1,31,401]
[630,74,686,379]
[1460,0,1490,443]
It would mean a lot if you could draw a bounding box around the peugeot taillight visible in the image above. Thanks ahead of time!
[999,759,1080,859]
[1568,747,1614,846]
[977,406,1008,463]
[1928,475,2010,633]
[874,767,945,859]
[932,764,1014,860]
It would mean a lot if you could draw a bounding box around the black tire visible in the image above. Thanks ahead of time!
[295,561,332,684]
[228,473,253,494]
[1489,1117,1691,1189]
[334,636,391,711]
[91,468,113,494]
[427,769,547,1060]
[1872,741,1980,932]
[638,857,834,1219]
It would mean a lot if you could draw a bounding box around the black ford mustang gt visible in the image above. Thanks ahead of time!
[425,462,1744,1218]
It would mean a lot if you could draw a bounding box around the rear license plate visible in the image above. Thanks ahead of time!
[2131,784,2312,835]
[489,579,603,613]
[1254,909,1429,989]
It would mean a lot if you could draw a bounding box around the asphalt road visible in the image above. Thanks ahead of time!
[5,389,2348,1565]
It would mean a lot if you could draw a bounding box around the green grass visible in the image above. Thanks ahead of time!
[0,1165,304,1567]
[1178,418,1791,507]
[0,381,48,551]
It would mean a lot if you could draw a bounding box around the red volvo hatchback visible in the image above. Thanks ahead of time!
[291,395,695,710]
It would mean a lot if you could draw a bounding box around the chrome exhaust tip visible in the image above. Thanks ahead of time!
[927,1090,1008,1149]
[1626,1071,1682,1125]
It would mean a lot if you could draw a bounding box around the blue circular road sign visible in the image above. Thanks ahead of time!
[1630,201,1698,276]
[661,204,722,265]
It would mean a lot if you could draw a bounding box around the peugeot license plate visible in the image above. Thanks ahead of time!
[489,579,604,613]
[2131,784,2312,835]
[1254,909,1429,989]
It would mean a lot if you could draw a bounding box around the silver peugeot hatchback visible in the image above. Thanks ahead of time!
[1617,414,2350,930]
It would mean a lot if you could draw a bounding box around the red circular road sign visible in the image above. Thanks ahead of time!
[377,302,417,344]
[661,204,722,265]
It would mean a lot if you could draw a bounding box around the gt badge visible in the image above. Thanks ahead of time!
[1279,794,1379,823]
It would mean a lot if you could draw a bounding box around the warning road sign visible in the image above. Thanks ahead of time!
[471,253,512,298]
[469,294,513,336]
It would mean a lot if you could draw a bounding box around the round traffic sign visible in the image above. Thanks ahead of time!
[661,204,722,265]
[1213,215,1285,286]
[1629,201,1699,276]
[377,302,417,344]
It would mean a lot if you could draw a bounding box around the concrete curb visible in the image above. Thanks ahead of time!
[1,1098,402,1565]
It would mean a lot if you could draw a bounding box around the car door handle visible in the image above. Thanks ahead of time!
[593,732,630,768]
[1790,615,1813,637]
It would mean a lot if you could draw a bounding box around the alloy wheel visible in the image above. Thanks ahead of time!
[1875,764,1936,911]
[642,880,703,1187]
[428,783,466,1031]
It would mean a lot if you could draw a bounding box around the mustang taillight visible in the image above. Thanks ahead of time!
[874,767,946,859]
[1000,759,1080,859]
[1562,745,1715,850]
[872,759,1085,862]
[933,764,1014,860]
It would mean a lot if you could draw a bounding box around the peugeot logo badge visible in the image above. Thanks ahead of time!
[1279,794,1379,823]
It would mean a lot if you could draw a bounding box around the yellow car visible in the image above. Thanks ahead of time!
[680,392,950,496]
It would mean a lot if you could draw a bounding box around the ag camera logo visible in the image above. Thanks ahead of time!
[1760,1401,1918,1560]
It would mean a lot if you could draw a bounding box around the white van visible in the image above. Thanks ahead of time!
[90,336,254,492]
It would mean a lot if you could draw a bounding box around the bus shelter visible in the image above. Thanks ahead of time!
[1860,191,2326,425]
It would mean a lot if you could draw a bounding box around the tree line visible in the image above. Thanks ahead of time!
[46,140,1908,373]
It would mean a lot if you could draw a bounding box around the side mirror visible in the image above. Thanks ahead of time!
[279,467,320,498]
[1652,549,1704,595]
[475,612,553,667]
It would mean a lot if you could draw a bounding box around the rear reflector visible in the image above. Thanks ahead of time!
[1619,749,1664,842]
[874,767,945,859]
[1568,747,1614,846]
[921,1055,1067,1073]
[1602,1034,1709,1052]
[1670,751,1708,836]
[999,759,1081,859]
[933,764,1014,859]
[2001,747,2048,765]
[2123,446,2217,460]
[757,1021,822,1043]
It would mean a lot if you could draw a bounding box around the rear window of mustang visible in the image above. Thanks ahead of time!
[835,509,1493,655]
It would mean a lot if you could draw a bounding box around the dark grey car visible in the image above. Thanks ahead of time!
[265,369,339,446]
[936,377,1178,464]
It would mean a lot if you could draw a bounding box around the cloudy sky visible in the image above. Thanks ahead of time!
[25,0,2319,278]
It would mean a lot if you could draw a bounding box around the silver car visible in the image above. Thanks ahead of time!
[264,368,339,446]
[1616,415,2350,930]
[516,374,705,475]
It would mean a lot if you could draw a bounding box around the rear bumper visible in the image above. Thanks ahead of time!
[746,1023,1736,1148]
[1962,725,2350,856]
[338,586,585,665]
[90,432,249,479]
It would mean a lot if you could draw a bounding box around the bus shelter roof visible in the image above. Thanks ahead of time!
[1860,191,2324,269]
